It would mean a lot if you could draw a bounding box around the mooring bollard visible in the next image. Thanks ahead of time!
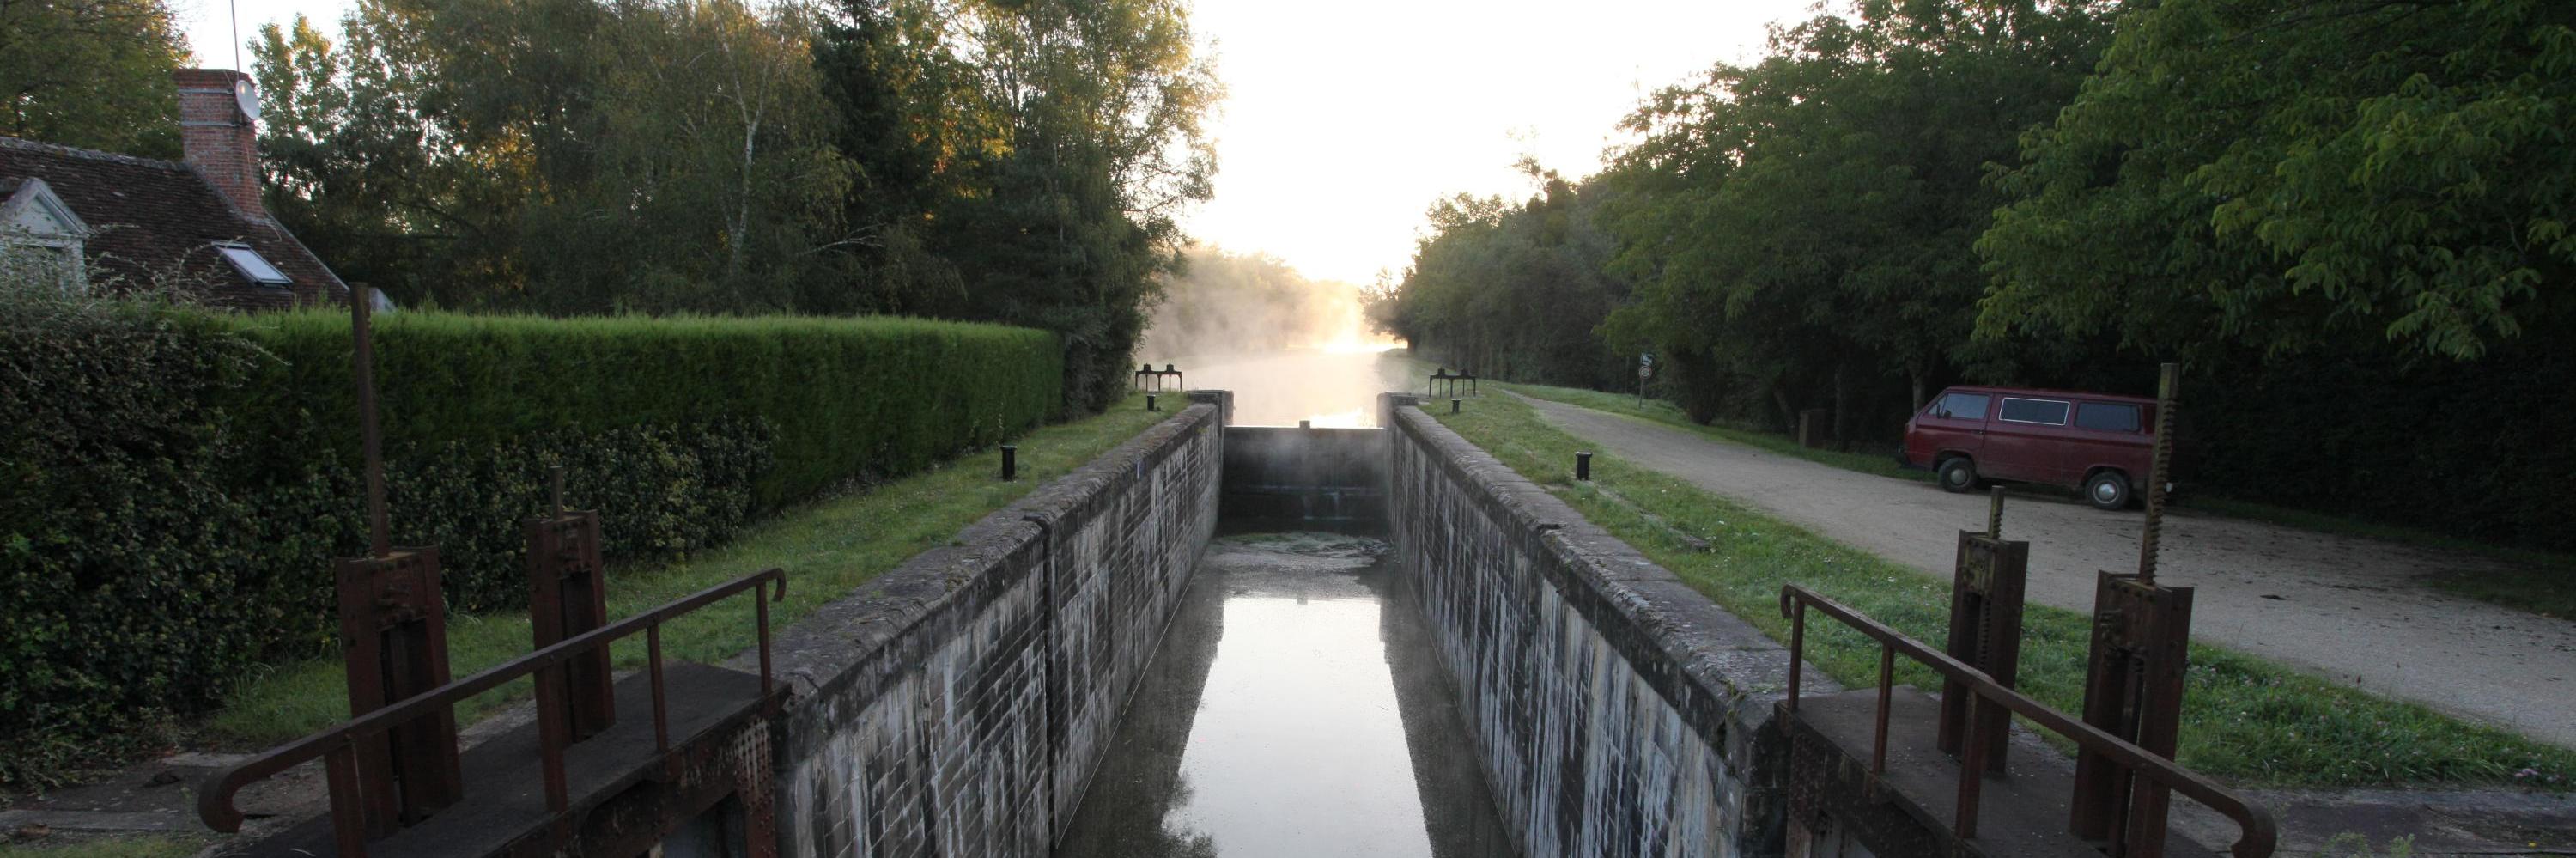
[1000,445,1018,481]
[1146,393,1158,411]
[1297,419,1311,429]
[1576,451,1593,481]
[1449,398,1461,414]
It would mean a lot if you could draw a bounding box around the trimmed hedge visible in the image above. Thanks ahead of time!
[0,305,1059,784]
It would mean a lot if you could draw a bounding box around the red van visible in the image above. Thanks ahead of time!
[1901,386,2157,510]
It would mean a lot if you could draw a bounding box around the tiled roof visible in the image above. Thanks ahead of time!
[0,136,346,309]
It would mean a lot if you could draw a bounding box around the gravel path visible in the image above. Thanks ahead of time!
[1520,394,2576,749]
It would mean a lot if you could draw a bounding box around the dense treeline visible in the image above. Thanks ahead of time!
[254,0,1212,411]
[1376,0,2576,550]
[8,0,1213,412]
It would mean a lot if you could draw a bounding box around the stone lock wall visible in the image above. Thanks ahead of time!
[762,400,1223,858]
[1387,400,1812,858]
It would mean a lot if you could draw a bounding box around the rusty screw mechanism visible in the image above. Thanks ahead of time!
[1576,451,1594,481]
[2136,362,2180,586]
[1000,445,1018,482]
[1987,485,2006,539]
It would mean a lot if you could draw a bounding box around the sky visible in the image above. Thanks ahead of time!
[177,0,1814,288]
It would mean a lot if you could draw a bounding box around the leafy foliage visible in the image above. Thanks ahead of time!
[0,298,1059,786]
[1979,0,2576,362]
[1375,173,1632,392]
[252,0,1217,412]
[0,0,188,158]
[1383,0,2576,551]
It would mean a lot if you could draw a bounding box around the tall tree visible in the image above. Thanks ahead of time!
[0,0,189,157]
[812,0,1219,411]
[1597,0,2111,429]
[252,0,853,312]
[1978,0,2576,363]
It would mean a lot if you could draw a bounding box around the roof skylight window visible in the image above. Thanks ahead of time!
[216,243,290,284]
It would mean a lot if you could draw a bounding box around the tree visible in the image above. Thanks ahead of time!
[1596,0,2111,429]
[811,0,1219,411]
[252,0,855,313]
[1978,0,2576,362]
[0,0,189,157]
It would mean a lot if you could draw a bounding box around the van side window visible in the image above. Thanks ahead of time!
[1930,392,1990,419]
[2075,403,2142,432]
[1998,398,2070,425]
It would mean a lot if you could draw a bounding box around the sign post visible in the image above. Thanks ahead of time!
[1637,352,1654,409]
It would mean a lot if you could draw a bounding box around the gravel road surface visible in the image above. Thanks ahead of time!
[1522,394,2576,749]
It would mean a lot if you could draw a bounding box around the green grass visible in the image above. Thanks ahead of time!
[0,835,203,858]
[209,393,1175,745]
[1429,392,2574,788]
[1498,380,2576,620]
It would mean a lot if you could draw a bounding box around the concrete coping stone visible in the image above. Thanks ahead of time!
[739,404,1220,709]
[1392,405,1844,725]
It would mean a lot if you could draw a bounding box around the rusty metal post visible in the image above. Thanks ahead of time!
[354,286,390,557]
[2072,362,2196,857]
[1938,498,2029,772]
[526,466,614,741]
[334,285,463,836]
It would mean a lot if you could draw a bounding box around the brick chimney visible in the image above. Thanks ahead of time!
[173,69,267,221]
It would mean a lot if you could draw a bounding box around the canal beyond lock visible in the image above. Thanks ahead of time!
[1053,532,1513,858]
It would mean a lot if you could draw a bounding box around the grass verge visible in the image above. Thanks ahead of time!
[0,834,203,858]
[210,393,1174,745]
[1495,380,2576,620]
[1429,392,2573,788]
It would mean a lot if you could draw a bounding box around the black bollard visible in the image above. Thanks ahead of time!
[1000,445,1018,481]
[1298,419,1311,429]
[1449,399,1461,414]
[1576,451,1593,481]
[1147,394,1158,411]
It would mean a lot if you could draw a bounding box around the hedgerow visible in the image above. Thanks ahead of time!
[0,301,1059,785]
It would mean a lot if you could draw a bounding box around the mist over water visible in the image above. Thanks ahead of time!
[1141,247,1407,426]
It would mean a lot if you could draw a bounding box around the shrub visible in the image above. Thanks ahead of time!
[0,302,1059,785]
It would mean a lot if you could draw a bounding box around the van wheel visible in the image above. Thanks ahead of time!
[1936,457,1979,493]
[2086,471,2133,510]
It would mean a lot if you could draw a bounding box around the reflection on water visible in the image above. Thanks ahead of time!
[1053,533,1511,858]
[1142,349,1416,427]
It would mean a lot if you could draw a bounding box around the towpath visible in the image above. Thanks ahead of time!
[1516,393,2576,750]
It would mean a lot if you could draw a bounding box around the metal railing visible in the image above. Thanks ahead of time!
[1777,584,2275,858]
[198,568,787,857]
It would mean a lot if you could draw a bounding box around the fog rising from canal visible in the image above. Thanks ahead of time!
[1139,247,1410,426]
